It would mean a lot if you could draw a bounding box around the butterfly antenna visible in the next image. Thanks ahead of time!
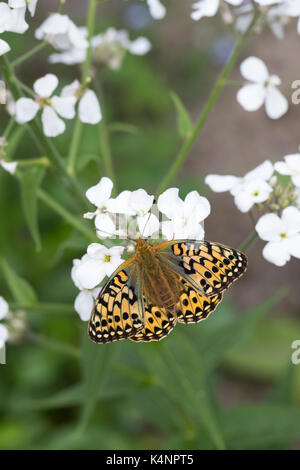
[141,212,152,238]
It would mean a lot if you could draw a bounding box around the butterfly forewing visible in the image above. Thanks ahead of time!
[88,263,144,344]
[156,240,248,297]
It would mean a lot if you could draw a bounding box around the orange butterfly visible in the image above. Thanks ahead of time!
[88,238,247,343]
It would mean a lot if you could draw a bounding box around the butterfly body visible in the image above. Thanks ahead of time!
[88,238,247,344]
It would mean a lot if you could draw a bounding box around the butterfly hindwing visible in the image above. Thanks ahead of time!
[88,263,144,344]
[156,240,247,297]
[130,297,176,343]
[176,276,223,324]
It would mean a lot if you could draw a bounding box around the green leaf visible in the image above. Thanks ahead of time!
[170,91,193,139]
[1,258,37,306]
[108,122,140,135]
[220,404,300,449]
[20,166,45,250]
[77,326,117,434]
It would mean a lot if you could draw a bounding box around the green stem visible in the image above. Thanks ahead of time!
[16,156,51,167]
[2,116,15,139]
[67,0,97,175]
[38,188,96,242]
[94,76,116,192]
[156,9,261,194]
[11,42,48,68]
[239,230,258,253]
[0,56,87,208]
[11,302,75,314]
[26,329,79,359]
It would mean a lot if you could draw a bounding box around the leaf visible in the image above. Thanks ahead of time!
[140,330,226,450]
[220,404,300,450]
[108,122,140,135]
[20,166,45,251]
[170,91,193,139]
[77,326,117,434]
[1,259,37,306]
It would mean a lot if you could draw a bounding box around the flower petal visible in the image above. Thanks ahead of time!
[281,206,300,236]
[184,191,211,222]
[137,213,160,237]
[34,74,58,98]
[245,160,274,182]
[129,189,154,216]
[85,177,113,207]
[0,39,10,56]
[157,188,184,219]
[74,290,94,321]
[75,258,106,290]
[255,213,284,242]
[205,174,240,192]
[287,234,300,259]
[79,90,102,124]
[41,106,66,137]
[240,56,269,83]
[191,0,219,20]
[237,83,266,111]
[147,0,166,19]
[265,86,288,120]
[262,241,290,267]
[94,213,116,238]
[52,95,76,119]
[0,324,9,345]
[15,97,39,123]
[129,37,151,55]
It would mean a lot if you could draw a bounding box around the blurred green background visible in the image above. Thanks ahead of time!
[0,0,300,450]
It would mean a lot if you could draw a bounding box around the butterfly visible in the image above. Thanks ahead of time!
[88,238,247,344]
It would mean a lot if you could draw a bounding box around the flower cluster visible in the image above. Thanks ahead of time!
[35,14,151,68]
[72,177,211,319]
[0,0,37,56]
[14,74,101,137]
[206,148,300,266]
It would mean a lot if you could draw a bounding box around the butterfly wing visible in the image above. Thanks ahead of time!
[88,260,145,344]
[175,276,223,324]
[155,240,248,297]
[129,297,177,343]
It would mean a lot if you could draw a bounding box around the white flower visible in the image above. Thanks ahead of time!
[35,13,88,54]
[74,288,100,321]
[146,0,166,19]
[0,39,10,56]
[49,26,88,65]
[91,27,151,70]
[275,149,300,187]
[0,296,9,349]
[128,189,159,237]
[9,0,38,17]
[15,74,76,137]
[0,2,28,34]
[255,206,300,266]
[61,80,102,125]
[191,0,243,21]
[84,177,118,237]
[205,160,274,213]
[73,244,124,290]
[158,188,211,240]
[237,56,288,119]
